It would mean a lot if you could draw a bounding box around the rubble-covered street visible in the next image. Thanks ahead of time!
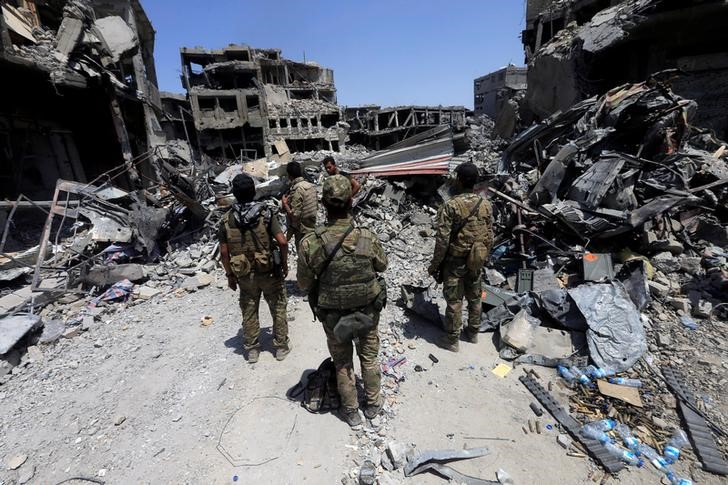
[1,0,728,484]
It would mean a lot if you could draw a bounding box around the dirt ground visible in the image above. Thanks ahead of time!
[0,267,723,485]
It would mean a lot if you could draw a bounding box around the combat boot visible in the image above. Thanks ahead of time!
[364,398,384,419]
[463,329,478,344]
[341,407,363,428]
[275,347,290,361]
[436,335,459,352]
[247,349,260,364]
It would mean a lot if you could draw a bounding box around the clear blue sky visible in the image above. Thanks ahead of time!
[142,0,526,109]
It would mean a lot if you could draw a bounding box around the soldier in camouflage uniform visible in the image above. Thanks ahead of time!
[282,162,318,251]
[428,163,493,352]
[297,175,388,428]
[220,174,290,364]
[322,156,361,196]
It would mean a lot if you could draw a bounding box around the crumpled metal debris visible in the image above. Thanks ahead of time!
[404,447,491,479]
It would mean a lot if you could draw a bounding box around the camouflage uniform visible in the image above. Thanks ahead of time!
[219,204,289,352]
[297,176,388,412]
[287,176,318,250]
[429,192,493,344]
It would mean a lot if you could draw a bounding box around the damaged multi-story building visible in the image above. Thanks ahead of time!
[0,0,165,199]
[521,0,728,138]
[345,105,468,150]
[179,44,347,161]
[473,64,527,138]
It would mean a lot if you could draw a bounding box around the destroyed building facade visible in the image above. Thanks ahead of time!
[522,0,728,139]
[473,64,527,118]
[0,0,166,199]
[179,44,346,160]
[345,105,467,150]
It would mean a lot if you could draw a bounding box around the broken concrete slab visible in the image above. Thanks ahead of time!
[135,286,162,300]
[39,319,65,344]
[82,264,145,287]
[95,16,138,64]
[0,314,42,354]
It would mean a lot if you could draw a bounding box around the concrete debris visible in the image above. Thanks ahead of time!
[0,315,42,355]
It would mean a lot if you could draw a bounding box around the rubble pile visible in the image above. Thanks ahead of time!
[460,115,508,173]
[463,77,728,479]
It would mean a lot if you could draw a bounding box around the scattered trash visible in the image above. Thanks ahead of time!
[200,315,214,327]
[491,363,512,378]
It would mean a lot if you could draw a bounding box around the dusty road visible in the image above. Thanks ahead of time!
[0,270,719,484]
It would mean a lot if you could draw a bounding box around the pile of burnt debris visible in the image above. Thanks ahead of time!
[482,77,728,480]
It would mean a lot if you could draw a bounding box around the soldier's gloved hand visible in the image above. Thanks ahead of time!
[227,274,237,291]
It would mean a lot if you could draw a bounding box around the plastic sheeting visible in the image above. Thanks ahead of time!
[568,281,646,372]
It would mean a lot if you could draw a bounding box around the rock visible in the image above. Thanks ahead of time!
[174,254,193,268]
[26,345,43,362]
[94,340,104,348]
[39,319,65,344]
[679,256,702,276]
[200,260,217,273]
[7,453,28,470]
[18,464,35,484]
[81,316,94,332]
[656,333,671,348]
[62,326,82,339]
[386,441,411,470]
[136,286,162,300]
[647,280,670,298]
[114,415,127,426]
[557,434,573,449]
[664,239,684,256]
[652,252,681,274]
[668,297,691,314]
[182,273,213,290]
[693,300,712,319]
[1,349,21,377]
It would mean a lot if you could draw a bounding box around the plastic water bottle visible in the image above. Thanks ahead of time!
[558,365,577,383]
[608,377,642,388]
[663,429,690,464]
[570,366,592,386]
[615,424,640,452]
[584,419,617,432]
[666,472,693,485]
[639,444,671,472]
[581,419,617,444]
[585,365,615,379]
[581,426,611,444]
[604,442,643,466]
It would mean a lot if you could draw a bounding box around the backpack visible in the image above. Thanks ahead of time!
[287,358,340,413]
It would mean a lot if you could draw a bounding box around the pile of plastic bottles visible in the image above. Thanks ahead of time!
[557,365,645,388]
[579,419,692,484]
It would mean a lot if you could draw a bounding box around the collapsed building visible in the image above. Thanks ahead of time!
[345,105,468,150]
[179,44,347,161]
[0,0,166,200]
[521,0,728,139]
[473,64,527,139]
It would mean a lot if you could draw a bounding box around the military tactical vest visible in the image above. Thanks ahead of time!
[447,194,493,258]
[315,227,381,310]
[224,207,274,274]
[291,178,318,231]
